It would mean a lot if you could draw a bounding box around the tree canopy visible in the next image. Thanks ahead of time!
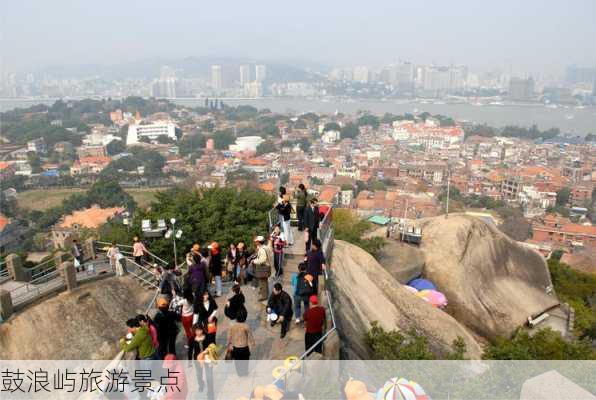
[110,187,274,264]
[340,123,359,139]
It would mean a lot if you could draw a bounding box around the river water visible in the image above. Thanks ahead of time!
[2,97,595,135]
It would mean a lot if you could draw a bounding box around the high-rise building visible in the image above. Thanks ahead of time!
[239,65,251,87]
[211,65,223,90]
[508,77,535,100]
[353,66,369,83]
[423,66,450,91]
[151,66,179,98]
[255,64,267,83]
[565,65,596,85]
[244,81,263,98]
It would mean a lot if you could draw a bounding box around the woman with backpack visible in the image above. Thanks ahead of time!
[292,262,314,324]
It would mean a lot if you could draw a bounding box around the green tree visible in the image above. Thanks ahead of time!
[128,188,274,263]
[556,187,571,206]
[366,322,467,360]
[213,130,236,150]
[256,140,277,155]
[357,114,380,129]
[323,122,341,132]
[106,139,126,156]
[340,123,359,139]
[332,209,385,258]
[179,133,206,156]
[548,258,596,339]
[27,153,42,173]
[484,328,594,360]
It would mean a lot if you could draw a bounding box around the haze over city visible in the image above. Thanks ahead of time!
[3,0,596,73]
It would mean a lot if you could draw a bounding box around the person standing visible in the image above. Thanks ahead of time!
[187,255,208,299]
[225,243,238,282]
[277,186,287,226]
[160,266,180,298]
[305,239,326,294]
[295,184,308,231]
[270,225,286,278]
[179,288,195,349]
[224,284,246,320]
[292,262,314,324]
[303,295,326,355]
[71,239,82,272]
[193,291,218,346]
[153,297,180,359]
[252,236,271,301]
[227,307,254,376]
[275,195,294,246]
[190,243,202,265]
[188,323,208,395]
[235,242,248,285]
[120,317,158,360]
[106,242,120,273]
[136,314,159,351]
[303,198,321,253]
[208,242,222,297]
[132,236,148,266]
[266,282,293,339]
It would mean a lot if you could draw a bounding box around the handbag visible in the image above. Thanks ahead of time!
[207,321,217,334]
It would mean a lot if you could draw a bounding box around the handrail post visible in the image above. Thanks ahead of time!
[0,289,13,320]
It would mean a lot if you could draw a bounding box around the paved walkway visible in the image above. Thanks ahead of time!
[173,227,309,361]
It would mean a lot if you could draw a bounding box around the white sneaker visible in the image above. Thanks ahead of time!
[295,318,301,324]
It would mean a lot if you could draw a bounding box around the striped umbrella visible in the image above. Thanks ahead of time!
[376,377,430,400]
[404,285,419,294]
[416,290,448,308]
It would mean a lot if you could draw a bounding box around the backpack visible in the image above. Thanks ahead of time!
[296,271,314,297]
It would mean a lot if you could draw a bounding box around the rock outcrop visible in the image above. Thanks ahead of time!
[418,215,559,339]
[330,240,483,360]
[377,240,425,284]
[0,276,154,359]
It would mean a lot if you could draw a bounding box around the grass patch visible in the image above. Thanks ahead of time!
[17,187,163,211]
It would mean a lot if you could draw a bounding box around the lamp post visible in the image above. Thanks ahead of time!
[165,218,182,269]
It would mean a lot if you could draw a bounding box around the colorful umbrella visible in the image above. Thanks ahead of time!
[404,285,418,294]
[407,278,437,291]
[416,290,447,308]
[376,377,430,400]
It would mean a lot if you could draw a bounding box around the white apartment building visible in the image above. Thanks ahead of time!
[126,121,178,145]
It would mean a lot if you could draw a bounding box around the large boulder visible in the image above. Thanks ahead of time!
[330,240,483,360]
[0,276,154,359]
[377,240,425,284]
[418,215,559,339]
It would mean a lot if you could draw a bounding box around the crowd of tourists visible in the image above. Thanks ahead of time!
[117,184,330,398]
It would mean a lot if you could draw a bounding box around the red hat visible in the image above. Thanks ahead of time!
[309,295,318,305]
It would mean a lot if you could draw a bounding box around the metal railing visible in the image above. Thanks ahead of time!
[9,269,65,307]
[0,261,9,281]
[271,211,337,391]
[96,241,169,269]
[122,257,160,290]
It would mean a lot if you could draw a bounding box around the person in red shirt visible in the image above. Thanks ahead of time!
[303,295,326,355]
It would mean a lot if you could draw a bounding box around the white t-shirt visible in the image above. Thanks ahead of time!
[179,299,194,317]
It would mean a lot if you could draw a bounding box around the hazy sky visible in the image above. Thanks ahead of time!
[2,0,596,74]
